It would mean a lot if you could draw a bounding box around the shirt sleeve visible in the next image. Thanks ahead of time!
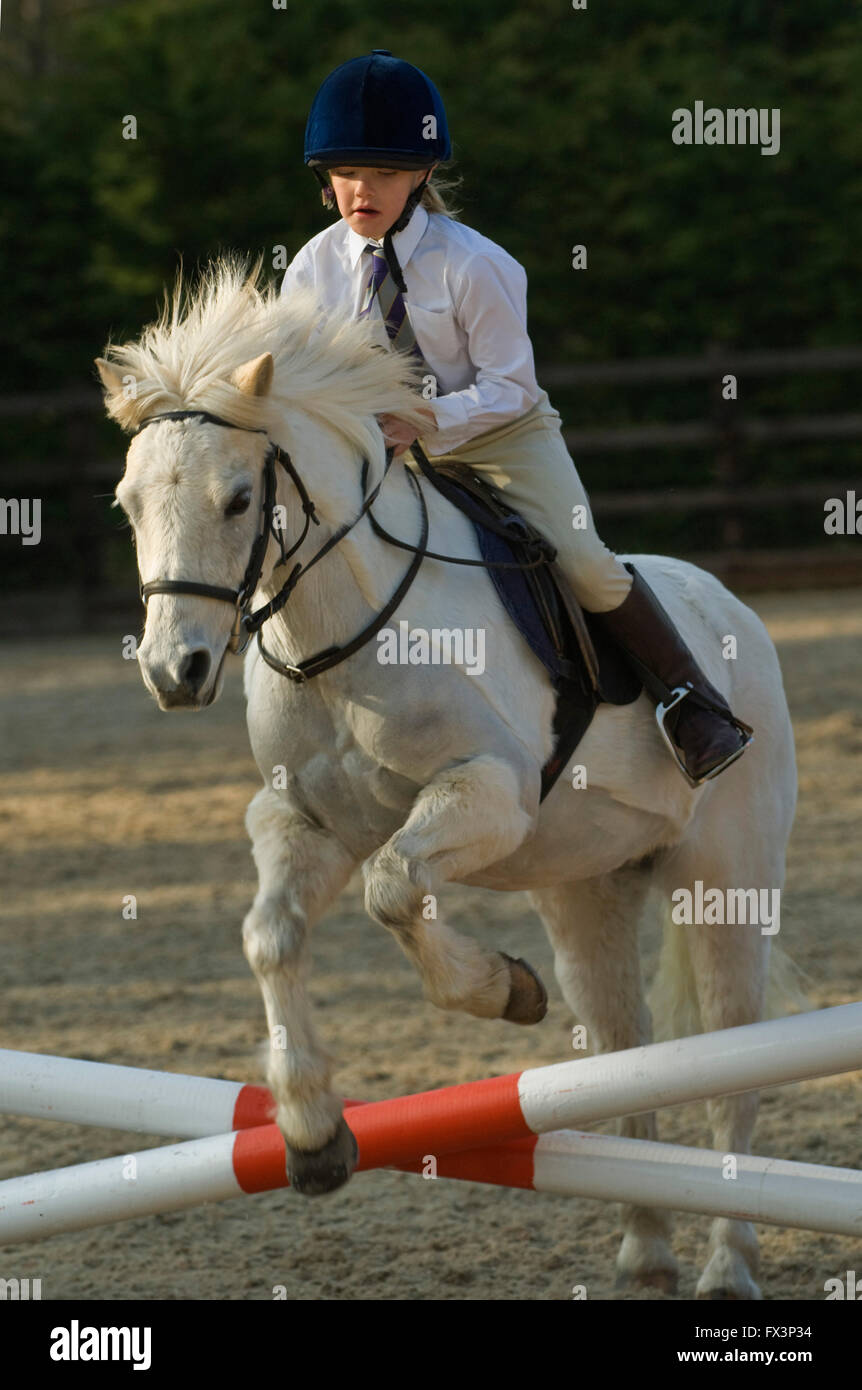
[417,251,542,455]
[279,247,314,299]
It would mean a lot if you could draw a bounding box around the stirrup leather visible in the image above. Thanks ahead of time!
[655,684,755,788]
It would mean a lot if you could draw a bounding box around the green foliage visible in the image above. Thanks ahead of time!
[2,0,861,383]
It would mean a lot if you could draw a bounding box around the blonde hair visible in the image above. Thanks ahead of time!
[320,164,462,220]
[420,166,462,219]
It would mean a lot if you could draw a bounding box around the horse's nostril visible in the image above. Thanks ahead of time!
[178,648,212,694]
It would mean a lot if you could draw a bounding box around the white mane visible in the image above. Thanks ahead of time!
[98,255,432,462]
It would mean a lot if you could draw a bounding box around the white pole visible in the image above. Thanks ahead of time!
[0,1049,269,1138]
[0,1133,243,1245]
[530,1131,862,1235]
[516,1000,862,1132]
[2,1003,862,1144]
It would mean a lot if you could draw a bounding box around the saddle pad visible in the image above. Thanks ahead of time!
[468,511,640,703]
[459,519,638,799]
[473,522,581,688]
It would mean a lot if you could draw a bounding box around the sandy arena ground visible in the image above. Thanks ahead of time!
[1,586,860,1300]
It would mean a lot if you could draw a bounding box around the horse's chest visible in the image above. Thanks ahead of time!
[246,680,421,855]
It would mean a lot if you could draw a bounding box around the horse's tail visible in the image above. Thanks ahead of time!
[647,895,810,1044]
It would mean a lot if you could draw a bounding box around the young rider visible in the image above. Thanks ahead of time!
[280,49,752,785]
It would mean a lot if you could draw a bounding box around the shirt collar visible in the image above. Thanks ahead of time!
[346,203,429,271]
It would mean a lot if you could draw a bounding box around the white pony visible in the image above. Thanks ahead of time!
[98,258,797,1300]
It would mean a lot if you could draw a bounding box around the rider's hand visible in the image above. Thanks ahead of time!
[378,405,437,457]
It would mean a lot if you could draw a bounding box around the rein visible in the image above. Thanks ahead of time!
[133,408,552,684]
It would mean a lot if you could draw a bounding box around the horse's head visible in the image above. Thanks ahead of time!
[99,351,277,710]
[97,255,433,710]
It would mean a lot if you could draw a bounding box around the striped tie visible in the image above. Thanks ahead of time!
[358,243,429,371]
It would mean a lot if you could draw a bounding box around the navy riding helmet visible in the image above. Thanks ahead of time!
[304,49,452,242]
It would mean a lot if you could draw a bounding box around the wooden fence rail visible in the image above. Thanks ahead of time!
[1,343,860,631]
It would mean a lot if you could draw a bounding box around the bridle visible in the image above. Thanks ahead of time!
[134,407,554,685]
[133,409,429,682]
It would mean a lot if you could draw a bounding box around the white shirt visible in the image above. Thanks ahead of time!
[279,204,542,455]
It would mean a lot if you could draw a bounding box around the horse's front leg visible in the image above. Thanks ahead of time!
[242,786,357,1195]
[363,754,546,1022]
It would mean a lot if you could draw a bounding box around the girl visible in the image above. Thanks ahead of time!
[280,49,752,785]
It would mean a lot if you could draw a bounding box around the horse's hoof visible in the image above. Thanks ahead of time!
[697,1285,762,1301]
[615,1268,679,1296]
[501,953,548,1025]
[696,1248,762,1300]
[286,1117,358,1196]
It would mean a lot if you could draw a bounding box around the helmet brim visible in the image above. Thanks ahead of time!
[306,152,438,171]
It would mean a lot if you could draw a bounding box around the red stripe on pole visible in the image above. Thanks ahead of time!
[400,1136,539,1189]
[232,1076,529,1192]
[233,1125,289,1194]
[232,1084,276,1131]
[232,1123,539,1196]
[231,1100,374,1194]
[350,1073,527,1171]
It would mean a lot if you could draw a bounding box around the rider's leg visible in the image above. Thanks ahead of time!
[416,393,631,612]
[413,395,752,784]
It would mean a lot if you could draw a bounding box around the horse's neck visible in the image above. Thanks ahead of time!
[256,427,417,664]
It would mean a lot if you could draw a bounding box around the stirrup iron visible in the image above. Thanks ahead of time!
[655,684,755,788]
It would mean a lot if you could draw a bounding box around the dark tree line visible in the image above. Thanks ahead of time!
[1,0,859,583]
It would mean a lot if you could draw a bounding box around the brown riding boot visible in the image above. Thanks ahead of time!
[593,565,753,785]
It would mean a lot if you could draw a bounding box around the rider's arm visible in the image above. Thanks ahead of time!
[415,249,542,457]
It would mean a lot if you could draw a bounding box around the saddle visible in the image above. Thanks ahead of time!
[414,458,643,800]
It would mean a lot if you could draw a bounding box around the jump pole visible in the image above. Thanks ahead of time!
[1,1119,861,1245]
[2,1001,862,1155]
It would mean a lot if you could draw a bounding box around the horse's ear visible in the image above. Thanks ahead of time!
[231,352,274,398]
[95,357,124,399]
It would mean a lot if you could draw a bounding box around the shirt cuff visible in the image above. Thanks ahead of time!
[416,391,475,456]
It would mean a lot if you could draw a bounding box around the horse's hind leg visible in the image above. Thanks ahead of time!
[658,825,774,1301]
[363,754,546,1022]
[530,872,680,1296]
[241,786,358,1196]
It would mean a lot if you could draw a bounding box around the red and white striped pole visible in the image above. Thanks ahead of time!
[1,1111,861,1245]
[3,1001,862,1157]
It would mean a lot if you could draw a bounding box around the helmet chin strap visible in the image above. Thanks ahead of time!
[311,165,337,208]
[310,165,431,295]
[382,168,431,293]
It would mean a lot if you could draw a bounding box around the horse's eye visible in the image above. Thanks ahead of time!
[225,490,252,517]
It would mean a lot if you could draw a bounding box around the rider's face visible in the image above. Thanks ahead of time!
[328,166,429,239]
